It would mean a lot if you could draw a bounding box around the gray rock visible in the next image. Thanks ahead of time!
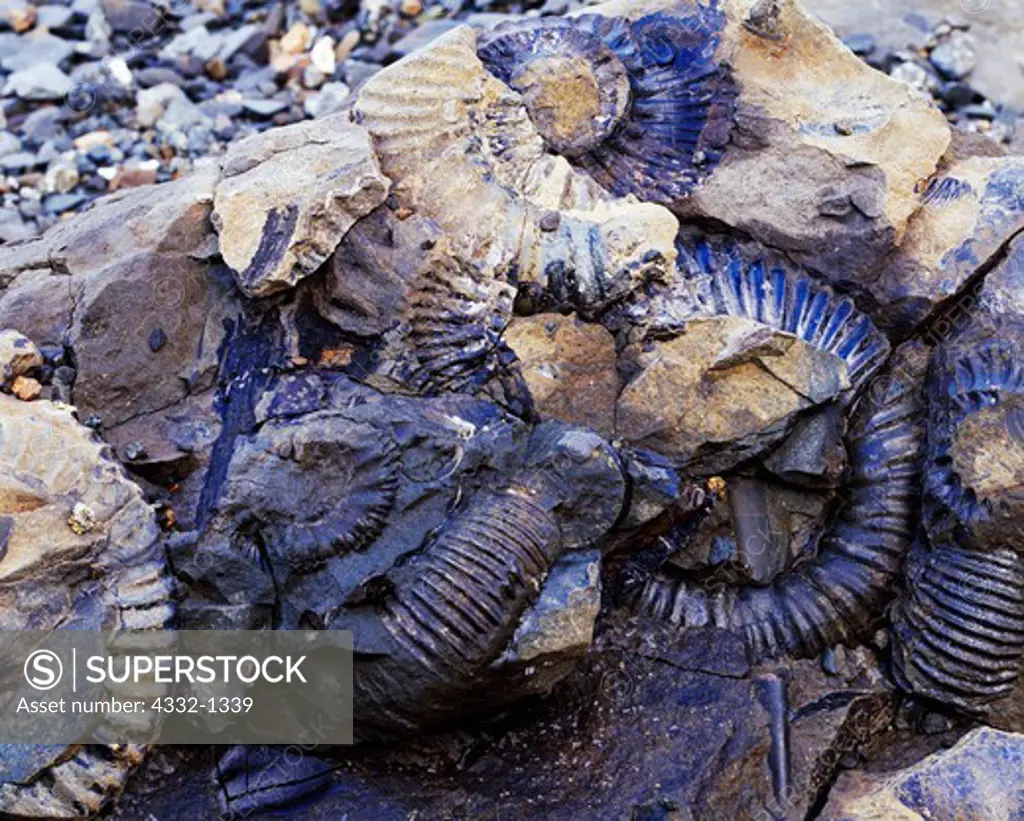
[99,0,164,34]
[0,30,75,71]
[0,131,20,157]
[3,63,73,99]
[0,208,34,243]
[34,4,74,30]
[240,98,288,117]
[930,32,976,80]
[0,151,42,172]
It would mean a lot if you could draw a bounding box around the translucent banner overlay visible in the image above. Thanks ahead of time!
[0,631,353,744]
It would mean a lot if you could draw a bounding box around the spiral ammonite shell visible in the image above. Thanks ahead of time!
[477,8,736,206]
[892,320,1024,716]
[633,342,928,662]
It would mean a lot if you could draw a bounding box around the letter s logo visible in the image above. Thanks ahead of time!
[24,650,63,691]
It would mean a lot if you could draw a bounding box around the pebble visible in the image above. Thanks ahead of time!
[4,63,73,100]
[310,35,335,75]
[242,98,287,117]
[842,33,876,56]
[11,375,41,400]
[280,22,312,55]
[929,32,976,80]
[42,191,87,214]
[0,131,20,157]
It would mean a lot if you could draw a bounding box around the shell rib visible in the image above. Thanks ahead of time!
[353,24,679,314]
[632,343,927,662]
[347,484,562,738]
[892,325,1024,715]
[478,9,736,205]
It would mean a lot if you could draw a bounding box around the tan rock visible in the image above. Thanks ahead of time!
[616,316,850,471]
[10,375,40,401]
[585,0,951,282]
[0,330,42,386]
[353,25,679,313]
[504,313,618,438]
[212,113,390,297]
[280,22,313,55]
[874,156,1024,333]
[819,727,1024,821]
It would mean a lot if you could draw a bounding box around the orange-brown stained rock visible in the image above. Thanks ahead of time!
[505,313,618,438]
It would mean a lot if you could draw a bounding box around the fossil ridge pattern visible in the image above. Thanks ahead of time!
[632,343,928,662]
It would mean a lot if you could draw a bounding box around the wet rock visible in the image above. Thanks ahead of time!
[819,727,1024,821]
[0,329,41,386]
[589,0,950,283]
[616,316,850,472]
[870,156,1024,334]
[212,113,390,297]
[504,312,619,438]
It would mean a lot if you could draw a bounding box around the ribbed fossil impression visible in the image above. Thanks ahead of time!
[477,9,736,205]
[892,321,1024,716]
[0,396,175,818]
[632,342,928,662]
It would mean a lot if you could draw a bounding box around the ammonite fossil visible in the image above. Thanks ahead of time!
[892,319,1024,718]
[0,395,176,818]
[330,423,625,739]
[631,342,928,662]
[477,9,736,206]
[352,24,680,315]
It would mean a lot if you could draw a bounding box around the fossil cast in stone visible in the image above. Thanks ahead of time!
[0,395,176,819]
[325,423,623,739]
[352,24,680,316]
[477,9,736,206]
[630,341,927,662]
[892,318,1024,722]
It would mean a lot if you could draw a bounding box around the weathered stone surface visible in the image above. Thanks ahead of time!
[616,316,850,471]
[504,312,619,438]
[587,0,951,282]
[0,166,234,432]
[0,329,41,387]
[212,114,390,297]
[819,727,1024,821]
[871,156,1024,333]
[0,394,175,816]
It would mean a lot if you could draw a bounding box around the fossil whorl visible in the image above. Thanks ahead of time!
[631,343,928,662]
[892,545,1024,712]
[477,9,735,205]
[215,414,401,575]
[892,323,1024,715]
[678,234,892,392]
[352,24,680,315]
[0,395,175,818]
[333,427,625,739]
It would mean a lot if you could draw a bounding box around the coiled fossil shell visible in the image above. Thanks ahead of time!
[215,416,401,575]
[332,425,625,739]
[478,9,735,205]
[353,24,679,315]
[892,321,1024,717]
[0,396,175,818]
[631,342,927,662]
